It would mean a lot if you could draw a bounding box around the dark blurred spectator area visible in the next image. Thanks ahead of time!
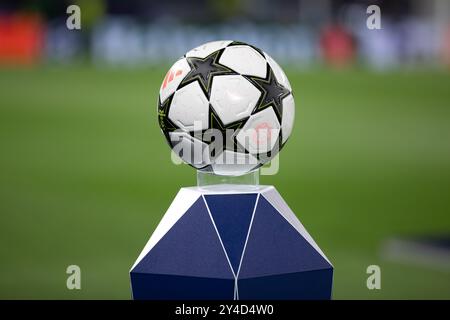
[0,0,450,68]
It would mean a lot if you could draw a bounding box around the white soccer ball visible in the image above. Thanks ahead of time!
[158,40,295,176]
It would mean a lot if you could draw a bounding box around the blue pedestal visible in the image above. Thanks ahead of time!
[130,185,333,300]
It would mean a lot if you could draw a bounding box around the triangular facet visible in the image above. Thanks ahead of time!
[131,188,201,271]
[132,197,234,279]
[239,196,332,279]
[204,193,257,274]
[261,187,331,265]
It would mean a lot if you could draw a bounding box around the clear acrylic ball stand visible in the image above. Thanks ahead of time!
[196,169,260,191]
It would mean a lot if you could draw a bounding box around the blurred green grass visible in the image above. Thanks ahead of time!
[0,66,449,299]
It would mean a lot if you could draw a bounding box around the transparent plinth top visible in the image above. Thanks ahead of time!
[197,169,260,189]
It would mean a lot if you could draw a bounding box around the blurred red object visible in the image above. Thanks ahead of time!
[320,25,356,68]
[0,14,44,65]
[441,24,450,68]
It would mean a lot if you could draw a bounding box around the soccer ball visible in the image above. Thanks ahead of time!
[158,40,295,176]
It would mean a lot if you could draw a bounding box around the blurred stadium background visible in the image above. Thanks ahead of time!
[0,0,449,299]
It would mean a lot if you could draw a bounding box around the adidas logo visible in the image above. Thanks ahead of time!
[162,69,183,89]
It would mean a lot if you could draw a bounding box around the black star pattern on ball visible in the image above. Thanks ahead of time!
[157,95,178,144]
[189,106,248,158]
[245,66,290,123]
[180,50,237,97]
